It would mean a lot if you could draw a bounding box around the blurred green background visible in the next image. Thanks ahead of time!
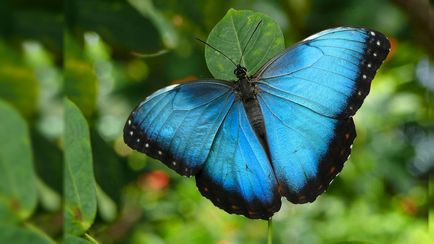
[0,0,433,243]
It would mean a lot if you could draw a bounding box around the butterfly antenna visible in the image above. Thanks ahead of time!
[195,37,238,67]
[238,19,263,65]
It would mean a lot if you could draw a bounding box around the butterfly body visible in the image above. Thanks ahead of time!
[233,65,268,141]
[124,27,390,219]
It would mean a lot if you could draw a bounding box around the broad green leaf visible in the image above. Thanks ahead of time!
[205,9,284,81]
[0,224,55,244]
[64,99,97,236]
[0,100,38,223]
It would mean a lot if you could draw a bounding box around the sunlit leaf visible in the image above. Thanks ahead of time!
[64,98,97,236]
[0,100,38,223]
[205,9,284,81]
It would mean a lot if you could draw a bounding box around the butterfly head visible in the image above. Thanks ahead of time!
[234,65,248,79]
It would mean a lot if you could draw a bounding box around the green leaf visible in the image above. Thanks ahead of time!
[64,98,97,236]
[0,223,55,244]
[205,9,284,81]
[0,100,38,223]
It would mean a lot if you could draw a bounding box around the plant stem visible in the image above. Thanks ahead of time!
[84,233,100,244]
[267,218,273,244]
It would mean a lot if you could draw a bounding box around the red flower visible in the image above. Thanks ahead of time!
[138,170,169,190]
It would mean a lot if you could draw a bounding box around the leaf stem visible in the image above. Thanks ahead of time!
[84,233,100,244]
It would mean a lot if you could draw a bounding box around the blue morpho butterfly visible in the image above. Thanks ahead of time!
[124,23,390,219]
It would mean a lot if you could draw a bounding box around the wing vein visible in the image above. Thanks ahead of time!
[258,83,343,119]
[258,96,312,185]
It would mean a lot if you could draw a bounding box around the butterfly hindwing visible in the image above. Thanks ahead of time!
[196,101,281,219]
[258,91,355,203]
[254,27,389,203]
[124,80,234,176]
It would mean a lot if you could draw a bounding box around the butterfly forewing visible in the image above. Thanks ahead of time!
[124,81,234,176]
[255,27,390,118]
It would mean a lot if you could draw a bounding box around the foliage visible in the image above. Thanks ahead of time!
[64,98,97,237]
[0,0,433,243]
[205,9,284,80]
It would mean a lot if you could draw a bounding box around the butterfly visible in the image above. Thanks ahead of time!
[124,26,390,219]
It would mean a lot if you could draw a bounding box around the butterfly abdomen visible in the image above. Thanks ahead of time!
[243,98,266,138]
[237,78,267,140]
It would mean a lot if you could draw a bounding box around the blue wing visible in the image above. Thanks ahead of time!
[125,81,281,219]
[255,27,390,118]
[254,28,390,202]
[196,101,280,219]
[258,92,355,203]
[124,80,234,176]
